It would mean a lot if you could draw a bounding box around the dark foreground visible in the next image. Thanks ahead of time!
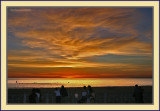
[8,86,152,104]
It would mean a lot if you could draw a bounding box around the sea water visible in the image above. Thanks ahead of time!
[8,78,152,88]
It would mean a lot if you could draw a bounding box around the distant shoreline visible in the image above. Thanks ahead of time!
[8,78,153,89]
[8,85,152,89]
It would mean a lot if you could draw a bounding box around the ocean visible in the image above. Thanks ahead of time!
[8,78,152,88]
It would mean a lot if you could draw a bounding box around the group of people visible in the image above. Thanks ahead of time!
[29,85,68,103]
[54,85,68,103]
[29,84,144,103]
[29,85,95,103]
[77,85,95,103]
[54,85,95,103]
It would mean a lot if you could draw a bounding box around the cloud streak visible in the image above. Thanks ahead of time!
[7,7,153,78]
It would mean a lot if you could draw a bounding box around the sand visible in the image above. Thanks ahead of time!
[8,86,152,104]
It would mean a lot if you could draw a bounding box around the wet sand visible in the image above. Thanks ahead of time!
[8,86,152,104]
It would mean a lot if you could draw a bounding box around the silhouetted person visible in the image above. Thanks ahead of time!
[60,85,68,103]
[78,86,87,103]
[133,84,144,103]
[87,85,95,103]
[35,88,41,103]
[54,88,61,103]
[29,88,37,103]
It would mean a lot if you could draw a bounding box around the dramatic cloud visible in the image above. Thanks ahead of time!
[7,7,153,78]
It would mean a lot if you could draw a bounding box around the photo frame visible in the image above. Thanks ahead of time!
[1,0,159,110]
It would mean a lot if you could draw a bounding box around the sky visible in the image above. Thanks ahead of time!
[7,7,153,78]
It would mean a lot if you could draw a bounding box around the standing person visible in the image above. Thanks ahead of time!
[133,84,143,103]
[87,85,95,103]
[35,88,41,103]
[78,86,87,103]
[133,84,139,103]
[29,88,37,103]
[54,88,61,103]
[60,85,68,103]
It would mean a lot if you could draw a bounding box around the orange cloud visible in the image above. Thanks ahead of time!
[9,8,151,59]
[7,7,152,78]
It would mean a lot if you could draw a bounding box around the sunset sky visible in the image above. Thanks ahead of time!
[8,7,152,78]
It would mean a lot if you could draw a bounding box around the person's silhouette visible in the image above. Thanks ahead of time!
[60,85,68,103]
[54,88,61,103]
[87,85,95,103]
[133,84,144,103]
[35,88,41,103]
[78,86,87,103]
[29,88,37,103]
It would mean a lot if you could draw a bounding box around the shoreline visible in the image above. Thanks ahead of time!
[8,85,153,89]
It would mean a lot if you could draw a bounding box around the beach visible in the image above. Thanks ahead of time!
[8,86,152,104]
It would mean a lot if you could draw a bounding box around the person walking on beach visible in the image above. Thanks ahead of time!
[60,85,68,103]
[54,88,61,103]
[133,84,144,103]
